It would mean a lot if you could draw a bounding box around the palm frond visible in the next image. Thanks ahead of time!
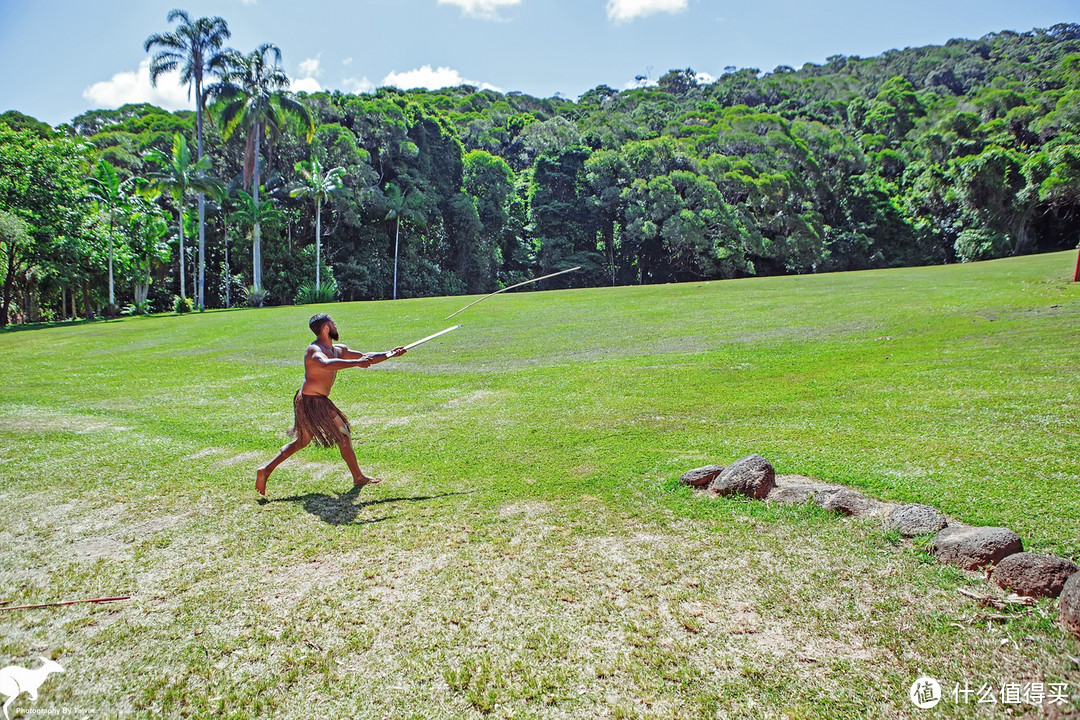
[255,43,283,70]
[278,94,315,142]
[166,8,194,26]
[144,32,185,53]
[148,53,183,84]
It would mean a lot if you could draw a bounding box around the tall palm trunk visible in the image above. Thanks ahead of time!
[315,196,322,291]
[252,128,262,292]
[178,204,186,300]
[195,78,206,311]
[393,216,400,300]
[198,195,206,308]
[224,222,231,308]
[192,242,198,303]
[107,216,115,306]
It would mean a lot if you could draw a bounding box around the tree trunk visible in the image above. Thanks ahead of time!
[81,278,91,320]
[191,241,197,305]
[135,266,149,305]
[196,78,206,311]
[61,285,68,321]
[198,194,206,310]
[606,223,617,286]
[316,197,322,291]
[178,205,186,300]
[1,247,14,326]
[393,217,400,300]
[252,128,262,293]
[108,216,115,307]
[224,223,231,308]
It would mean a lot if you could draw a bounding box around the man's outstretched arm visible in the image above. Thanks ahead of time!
[336,345,407,364]
[310,348,373,370]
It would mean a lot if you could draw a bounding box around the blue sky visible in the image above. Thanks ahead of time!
[1,0,1077,127]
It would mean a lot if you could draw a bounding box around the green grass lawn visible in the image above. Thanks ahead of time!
[1,250,1078,718]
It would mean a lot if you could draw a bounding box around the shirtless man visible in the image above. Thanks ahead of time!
[256,313,406,496]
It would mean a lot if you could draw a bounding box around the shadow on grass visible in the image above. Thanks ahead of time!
[260,485,481,526]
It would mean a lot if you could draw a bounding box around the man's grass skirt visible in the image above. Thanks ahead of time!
[291,391,351,447]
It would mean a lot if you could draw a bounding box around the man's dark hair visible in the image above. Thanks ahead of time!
[309,313,333,336]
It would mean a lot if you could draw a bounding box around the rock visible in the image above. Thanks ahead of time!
[1060,573,1080,640]
[817,489,886,517]
[991,553,1078,599]
[766,484,819,505]
[708,454,775,499]
[679,465,725,487]
[928,526,1023,570]
[889,504,948,537]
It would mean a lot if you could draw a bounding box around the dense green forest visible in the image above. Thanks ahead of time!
[2,15,1079,324]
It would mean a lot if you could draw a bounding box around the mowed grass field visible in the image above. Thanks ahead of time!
[1,250,1078,718]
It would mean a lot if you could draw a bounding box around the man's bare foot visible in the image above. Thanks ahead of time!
[256,468,269,496]
[353,473,383,488]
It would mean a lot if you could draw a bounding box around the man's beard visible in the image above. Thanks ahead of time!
[329,328,339,341]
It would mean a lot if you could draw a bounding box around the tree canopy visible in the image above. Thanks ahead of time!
[2,22,1079,323]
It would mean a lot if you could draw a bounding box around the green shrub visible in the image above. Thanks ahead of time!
[123,300,153,316]
[954,228,1012,262]
[244,286,268,308]
[172,296,194,314]
[295,279,338,305]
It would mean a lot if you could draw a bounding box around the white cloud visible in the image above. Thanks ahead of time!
[437,0,521,20]
[342,76,375,94]
[298,56,322,79]
[291,77,323,93]
[82,59,193,112]
[343,57,354,66]
[623,76,658,90]
[607,0,687,23]
[381,65,500,92]
[290,56,323,93]
[696,71,715,84]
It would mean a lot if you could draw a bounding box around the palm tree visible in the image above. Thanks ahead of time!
[85,159,132,307]
[144,133,223,301]
[230,188,283,306]
[384,184,425,300]
[208,43,314,292]
[145,10,231,311]
[290,157,345,291]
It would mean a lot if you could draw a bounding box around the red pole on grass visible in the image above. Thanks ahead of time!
[1074,247,1080,282]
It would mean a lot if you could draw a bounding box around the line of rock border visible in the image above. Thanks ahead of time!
[679,454,1080,639]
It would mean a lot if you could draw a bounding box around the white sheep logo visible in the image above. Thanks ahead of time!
[0,658,64,720]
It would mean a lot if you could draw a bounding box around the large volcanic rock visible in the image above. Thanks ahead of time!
[889,504,948,537]
[707,455,775,499]
[928,526,1022,570]
[766,484,820,505]
[991,553,1078,599]
[679,465,725,487]
[1060,573,1080,640]
[817,488,887,517]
